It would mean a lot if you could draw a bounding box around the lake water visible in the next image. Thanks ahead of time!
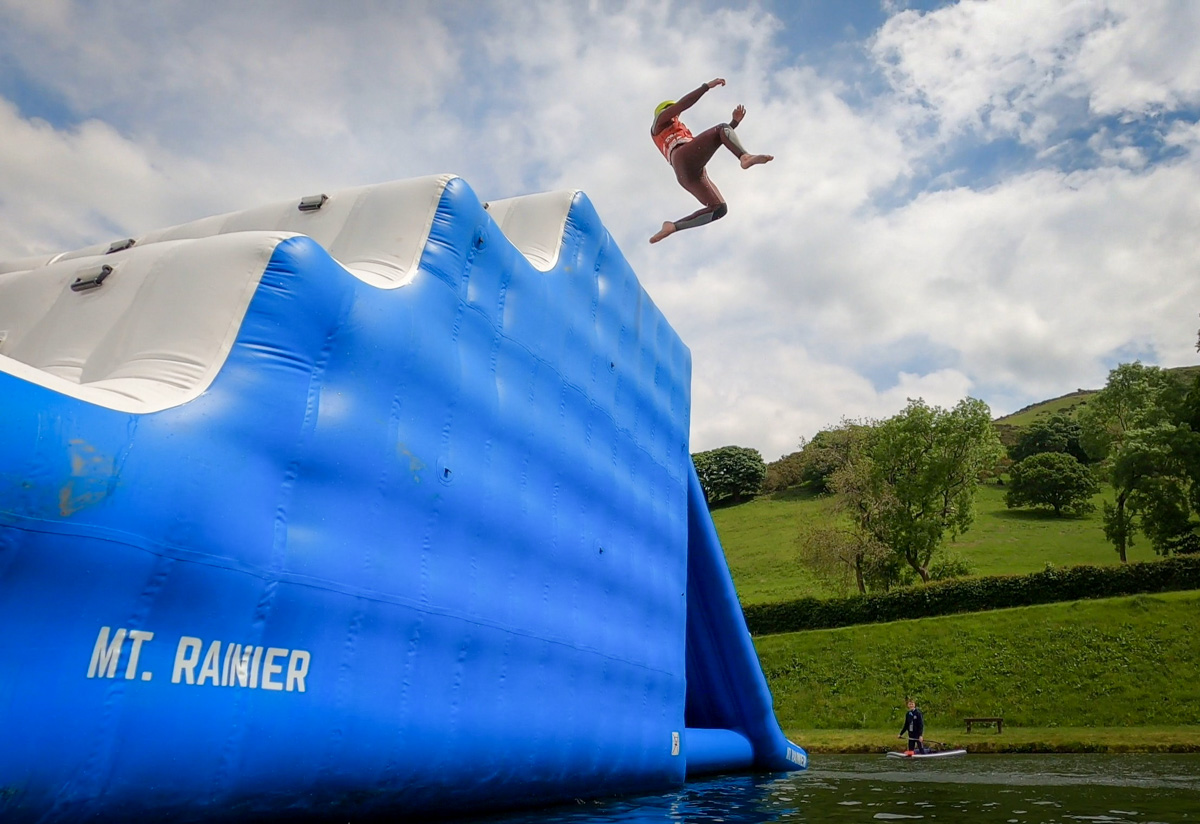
[469,754,1200,823]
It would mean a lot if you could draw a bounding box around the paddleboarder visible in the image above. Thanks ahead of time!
[898,698,927,754]
[649,77,774,243]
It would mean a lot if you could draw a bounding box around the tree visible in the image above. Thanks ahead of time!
[794,425,864,493]
[763,423,865,494]
[832,398,1004,582]
[1079,362,1181,562]
[692,445,766,507]
[797,503,901,595]
[763,450,804,493]
[1112,419,1200,556]
[1079,362,1175,461]
[1005,452,1099,516]
[1009,413,1088,464]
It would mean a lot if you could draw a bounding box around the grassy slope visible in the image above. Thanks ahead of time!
[755,591,1200,735]
[714,483,1160,606]
[992,364,1200,428]
[793,726,1200,754]
[995,391,1093,428]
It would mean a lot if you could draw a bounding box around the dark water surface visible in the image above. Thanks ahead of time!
[470,754,1200,823]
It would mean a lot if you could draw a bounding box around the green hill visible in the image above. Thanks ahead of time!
[757,590,1200,735]
[995,389,1095,428]
[994,363,1200,428]
[714,483,1159,606]
[722,363,1200,606]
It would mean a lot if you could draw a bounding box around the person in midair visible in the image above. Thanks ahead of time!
[649,77,774,244]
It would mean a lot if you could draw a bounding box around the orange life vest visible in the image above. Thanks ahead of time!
[652,119,693,162]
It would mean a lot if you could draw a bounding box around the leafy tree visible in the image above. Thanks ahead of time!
[1078,362,1175,461]
[692,445,766,507]
[1005,451,1099,516]
[1159,374,1200,554]
[1113,419,1200,556]
[793,425,863,493]
[1009,413,1088,464]
[1079,362,1182,561]
[763,423,865,494]
[762,450,805,493]
[927,552,974,581]
[832,398,1004,582]
[797,503,902,595]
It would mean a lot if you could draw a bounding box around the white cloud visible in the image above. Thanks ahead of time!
[872,0,1200,146]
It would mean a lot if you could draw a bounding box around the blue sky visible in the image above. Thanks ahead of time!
[2,0,1199,460]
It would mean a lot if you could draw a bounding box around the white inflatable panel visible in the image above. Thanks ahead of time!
[0,232,291,412]
[486,190,577,272]
[137,175,455,288]
[0,253,60,275]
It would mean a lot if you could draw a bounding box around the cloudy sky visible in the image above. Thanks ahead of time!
[2,0,1198,461]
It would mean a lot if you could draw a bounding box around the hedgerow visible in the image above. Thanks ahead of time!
[742,555,1200,635]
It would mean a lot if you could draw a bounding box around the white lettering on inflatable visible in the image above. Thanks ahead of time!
[785,748,807,768]
[125,629,154,680]
[250,646,263,689]
[173,636,202,684]
[221,642,237,686]
[198,640,222,686]
[286,649,310,692]
[88,626,127,678]
[261,647,287,691]
[90,627,311,695]
[232,646,254,688]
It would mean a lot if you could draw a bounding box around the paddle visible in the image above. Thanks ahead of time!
[896,734,956,753]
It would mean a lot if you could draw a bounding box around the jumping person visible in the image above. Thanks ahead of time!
[898,698,927,754]
[649,77,773,243]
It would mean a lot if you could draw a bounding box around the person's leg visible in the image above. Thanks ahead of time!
[673,124,742,171]
[650,169,727,243]
[671,126,725,172]
[675,124,773,171]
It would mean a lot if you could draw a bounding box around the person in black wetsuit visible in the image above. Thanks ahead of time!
[898,698,927,753]
[648,77,774,244]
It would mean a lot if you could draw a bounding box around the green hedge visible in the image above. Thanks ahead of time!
[742,555,1200,635]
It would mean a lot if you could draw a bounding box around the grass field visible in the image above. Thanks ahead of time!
[791,726,1200,754]
[713,483,1160,606]
[755,590,1200,732]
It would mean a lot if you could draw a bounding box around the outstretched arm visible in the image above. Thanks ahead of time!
[652,78,725,134]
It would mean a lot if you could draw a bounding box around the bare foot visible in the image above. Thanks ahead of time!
[649,221,676,244]
[740,153,774,169]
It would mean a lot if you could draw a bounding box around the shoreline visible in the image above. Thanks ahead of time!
[788,726,1200,755]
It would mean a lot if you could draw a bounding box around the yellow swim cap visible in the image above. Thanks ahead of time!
[654,100,675,118]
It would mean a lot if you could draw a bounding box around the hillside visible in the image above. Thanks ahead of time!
[756,590,1200,732]
[714,483,1158,606]
[725,363,1200,605]
[994,363,1200,428]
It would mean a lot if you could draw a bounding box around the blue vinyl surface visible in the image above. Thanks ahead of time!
[0,178,804,821]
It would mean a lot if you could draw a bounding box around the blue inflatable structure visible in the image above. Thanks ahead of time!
[0,175,806,821]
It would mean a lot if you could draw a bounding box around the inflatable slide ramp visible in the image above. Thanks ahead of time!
[0,175,806,822]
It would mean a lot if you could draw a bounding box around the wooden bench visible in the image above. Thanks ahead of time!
[964,716,1003,733]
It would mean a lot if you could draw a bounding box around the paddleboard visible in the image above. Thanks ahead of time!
[886,749,967,759]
